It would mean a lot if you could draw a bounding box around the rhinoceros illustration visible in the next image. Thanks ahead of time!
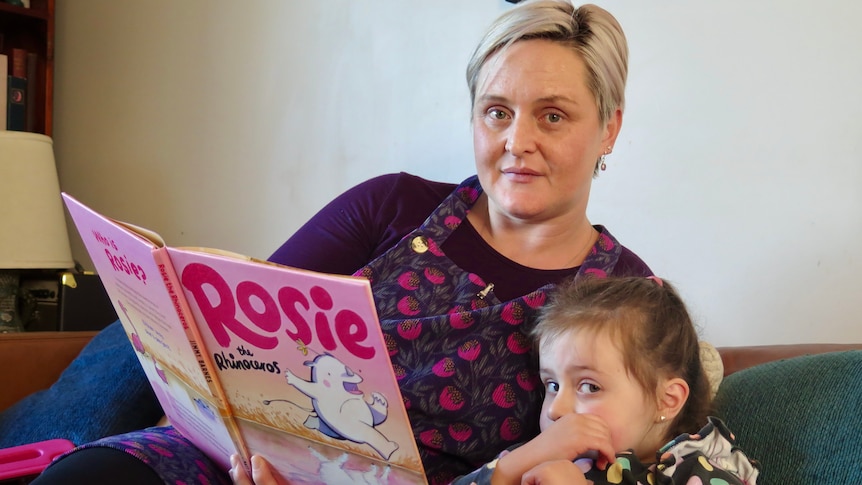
[284,353,399,460]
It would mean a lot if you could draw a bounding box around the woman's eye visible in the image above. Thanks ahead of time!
[577,382,600,394]
[546,113,562,123]
[488,109,508,120]
[545,381,560,393]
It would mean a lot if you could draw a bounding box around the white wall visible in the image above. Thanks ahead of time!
[53,0,862,346]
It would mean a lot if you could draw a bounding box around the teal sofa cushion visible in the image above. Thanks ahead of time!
[713,350,862,484]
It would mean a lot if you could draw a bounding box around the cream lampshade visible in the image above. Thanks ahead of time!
[0,132,74,269]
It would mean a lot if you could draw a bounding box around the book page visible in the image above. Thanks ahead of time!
[62,194,242,470]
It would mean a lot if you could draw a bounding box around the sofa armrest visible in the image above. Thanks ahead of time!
[717,343,862,376]
[713,349,862,484]
[0,332,97,412]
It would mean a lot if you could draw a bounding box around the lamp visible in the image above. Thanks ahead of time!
[0,132,74,332]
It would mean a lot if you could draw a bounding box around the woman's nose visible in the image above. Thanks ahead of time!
[504,115,538,156]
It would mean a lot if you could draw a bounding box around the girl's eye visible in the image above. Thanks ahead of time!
[577,382,600,394]
[545,381,560,393]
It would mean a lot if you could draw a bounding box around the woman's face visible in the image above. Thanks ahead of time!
[472,39,621,223]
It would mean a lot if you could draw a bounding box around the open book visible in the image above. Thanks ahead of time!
[62,193,427,485]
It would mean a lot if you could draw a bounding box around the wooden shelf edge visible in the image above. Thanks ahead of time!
[0,2,49,20]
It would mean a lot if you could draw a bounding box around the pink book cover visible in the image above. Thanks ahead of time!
[63,193,427,484]
[166,247,427,484]
[62,194,245,471]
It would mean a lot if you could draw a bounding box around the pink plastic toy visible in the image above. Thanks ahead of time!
[0,439,74,480]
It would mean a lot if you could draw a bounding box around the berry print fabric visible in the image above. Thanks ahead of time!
[355,175,628,484]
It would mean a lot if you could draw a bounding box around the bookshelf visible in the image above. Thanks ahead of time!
[0,0,54,136]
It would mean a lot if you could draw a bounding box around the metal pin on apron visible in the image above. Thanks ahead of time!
[477,283,494,299]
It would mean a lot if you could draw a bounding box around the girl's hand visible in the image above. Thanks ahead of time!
[229,454,283,485]
[521,460,589,485]
[535,413,615,467]
[491,414,614,485]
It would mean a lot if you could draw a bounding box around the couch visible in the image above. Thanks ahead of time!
[0,331,98,412]
[1,331,861,484]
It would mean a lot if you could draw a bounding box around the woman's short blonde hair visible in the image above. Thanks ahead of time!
[466,0,628,125]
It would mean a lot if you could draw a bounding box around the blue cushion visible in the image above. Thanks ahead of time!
[713,350,862,484]
[0,320,163,448]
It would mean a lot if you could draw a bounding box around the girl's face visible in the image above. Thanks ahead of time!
[471,39,621,224]
[538,329,667,460]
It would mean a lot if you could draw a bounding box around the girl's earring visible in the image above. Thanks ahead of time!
[658,415,666,423]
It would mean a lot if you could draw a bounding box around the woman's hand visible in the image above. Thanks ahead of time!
[229,454,283,485]
[490,413,614,485]
[521,460,589,485]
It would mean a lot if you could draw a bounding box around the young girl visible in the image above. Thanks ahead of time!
[452,276,760,485]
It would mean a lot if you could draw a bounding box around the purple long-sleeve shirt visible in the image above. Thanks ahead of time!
[268,172,652,301]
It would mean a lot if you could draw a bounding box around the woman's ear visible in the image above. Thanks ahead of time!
[602,108,623,149]
[658,377,690,421]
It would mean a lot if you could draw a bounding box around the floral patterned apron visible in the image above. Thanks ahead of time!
[354,175,625,484]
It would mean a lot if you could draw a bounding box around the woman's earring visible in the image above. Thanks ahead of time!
[659,415,667,422]
[599,146,612,171]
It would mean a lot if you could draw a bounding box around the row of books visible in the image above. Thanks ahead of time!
[1,47,37,131]
[1,1,32,8]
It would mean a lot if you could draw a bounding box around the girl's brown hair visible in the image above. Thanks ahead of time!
[531,276,710,440]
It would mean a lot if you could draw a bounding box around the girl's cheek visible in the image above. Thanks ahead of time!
[571,400,583,413]
[575,401,598,415]
[538,416,552,432]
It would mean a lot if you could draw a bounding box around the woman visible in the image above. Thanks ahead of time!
[33,2,652,484]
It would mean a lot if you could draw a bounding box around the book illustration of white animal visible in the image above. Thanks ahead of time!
[282,352,399,460]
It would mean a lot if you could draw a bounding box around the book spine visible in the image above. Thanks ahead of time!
[0,54,7,130]
[5,48,29,131]
[153,248,253,470]
[10,48,26,78]
[7,75,26,131]
[25,52,38,132]
[155,248,222,398]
